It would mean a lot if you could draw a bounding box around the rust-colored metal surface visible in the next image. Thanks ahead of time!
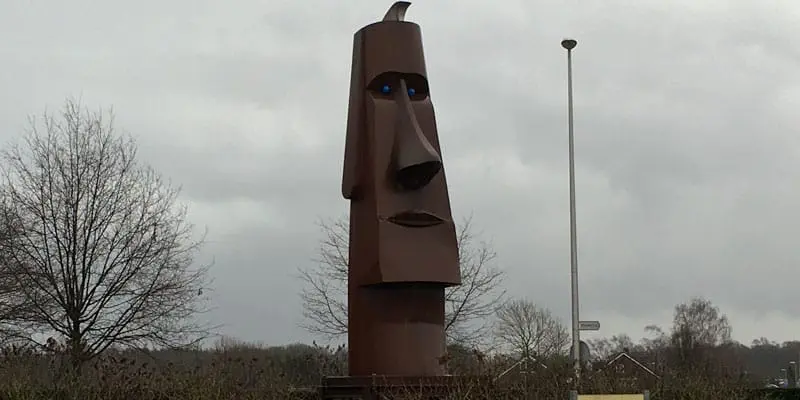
[342,1,462,377]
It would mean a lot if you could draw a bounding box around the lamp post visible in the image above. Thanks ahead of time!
[561,37,580,386]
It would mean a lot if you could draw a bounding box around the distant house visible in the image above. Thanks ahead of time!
[494,354,549,385]
[593,349,661,391]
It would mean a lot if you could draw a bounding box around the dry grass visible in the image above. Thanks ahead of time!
[0,344,772,400]
[0,344,319,400]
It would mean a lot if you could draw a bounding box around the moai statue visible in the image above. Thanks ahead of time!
[341,1,462,377]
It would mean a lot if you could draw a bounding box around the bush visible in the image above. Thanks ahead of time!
[0,342,778,400]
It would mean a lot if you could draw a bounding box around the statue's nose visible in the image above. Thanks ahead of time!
[393,79,442,191]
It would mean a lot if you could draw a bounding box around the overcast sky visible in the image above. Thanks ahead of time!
[2,0,800,347]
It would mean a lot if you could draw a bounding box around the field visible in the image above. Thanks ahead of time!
[0,342,786,400]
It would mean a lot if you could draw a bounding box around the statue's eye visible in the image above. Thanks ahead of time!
[381,85,391,94]
[407,88,416,96]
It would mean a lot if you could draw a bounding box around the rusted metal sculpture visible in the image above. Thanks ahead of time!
[341,1,461,377]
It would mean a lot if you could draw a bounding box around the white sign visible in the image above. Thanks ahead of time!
[579,320,600,331]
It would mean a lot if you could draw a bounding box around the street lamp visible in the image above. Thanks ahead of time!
[561,37,580,385]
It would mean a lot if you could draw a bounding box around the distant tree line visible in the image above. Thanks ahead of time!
[302,239,797,386]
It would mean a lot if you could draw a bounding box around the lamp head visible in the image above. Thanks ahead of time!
[561,38,577,50]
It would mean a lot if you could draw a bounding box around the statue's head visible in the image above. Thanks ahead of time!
[342,2,460,286]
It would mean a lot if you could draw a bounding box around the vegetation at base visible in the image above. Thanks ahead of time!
[0,338,790,400]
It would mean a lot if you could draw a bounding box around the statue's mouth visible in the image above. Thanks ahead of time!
[387,211,445,228]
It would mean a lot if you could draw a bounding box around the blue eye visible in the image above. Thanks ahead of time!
[381,85,391,94]
[407,88,416,96]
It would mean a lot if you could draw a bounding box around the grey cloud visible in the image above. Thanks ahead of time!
[2,0,800,345]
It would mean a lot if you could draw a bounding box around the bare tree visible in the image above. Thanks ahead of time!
[298,218,348,339]
[0,99,212,367]
[0,254,33,344]
[587,333,637,360]
[667,297,732,370]
[671,296,732,349]
[493,299,569,360]
[641,324,669,350]
[298,215,505,346]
